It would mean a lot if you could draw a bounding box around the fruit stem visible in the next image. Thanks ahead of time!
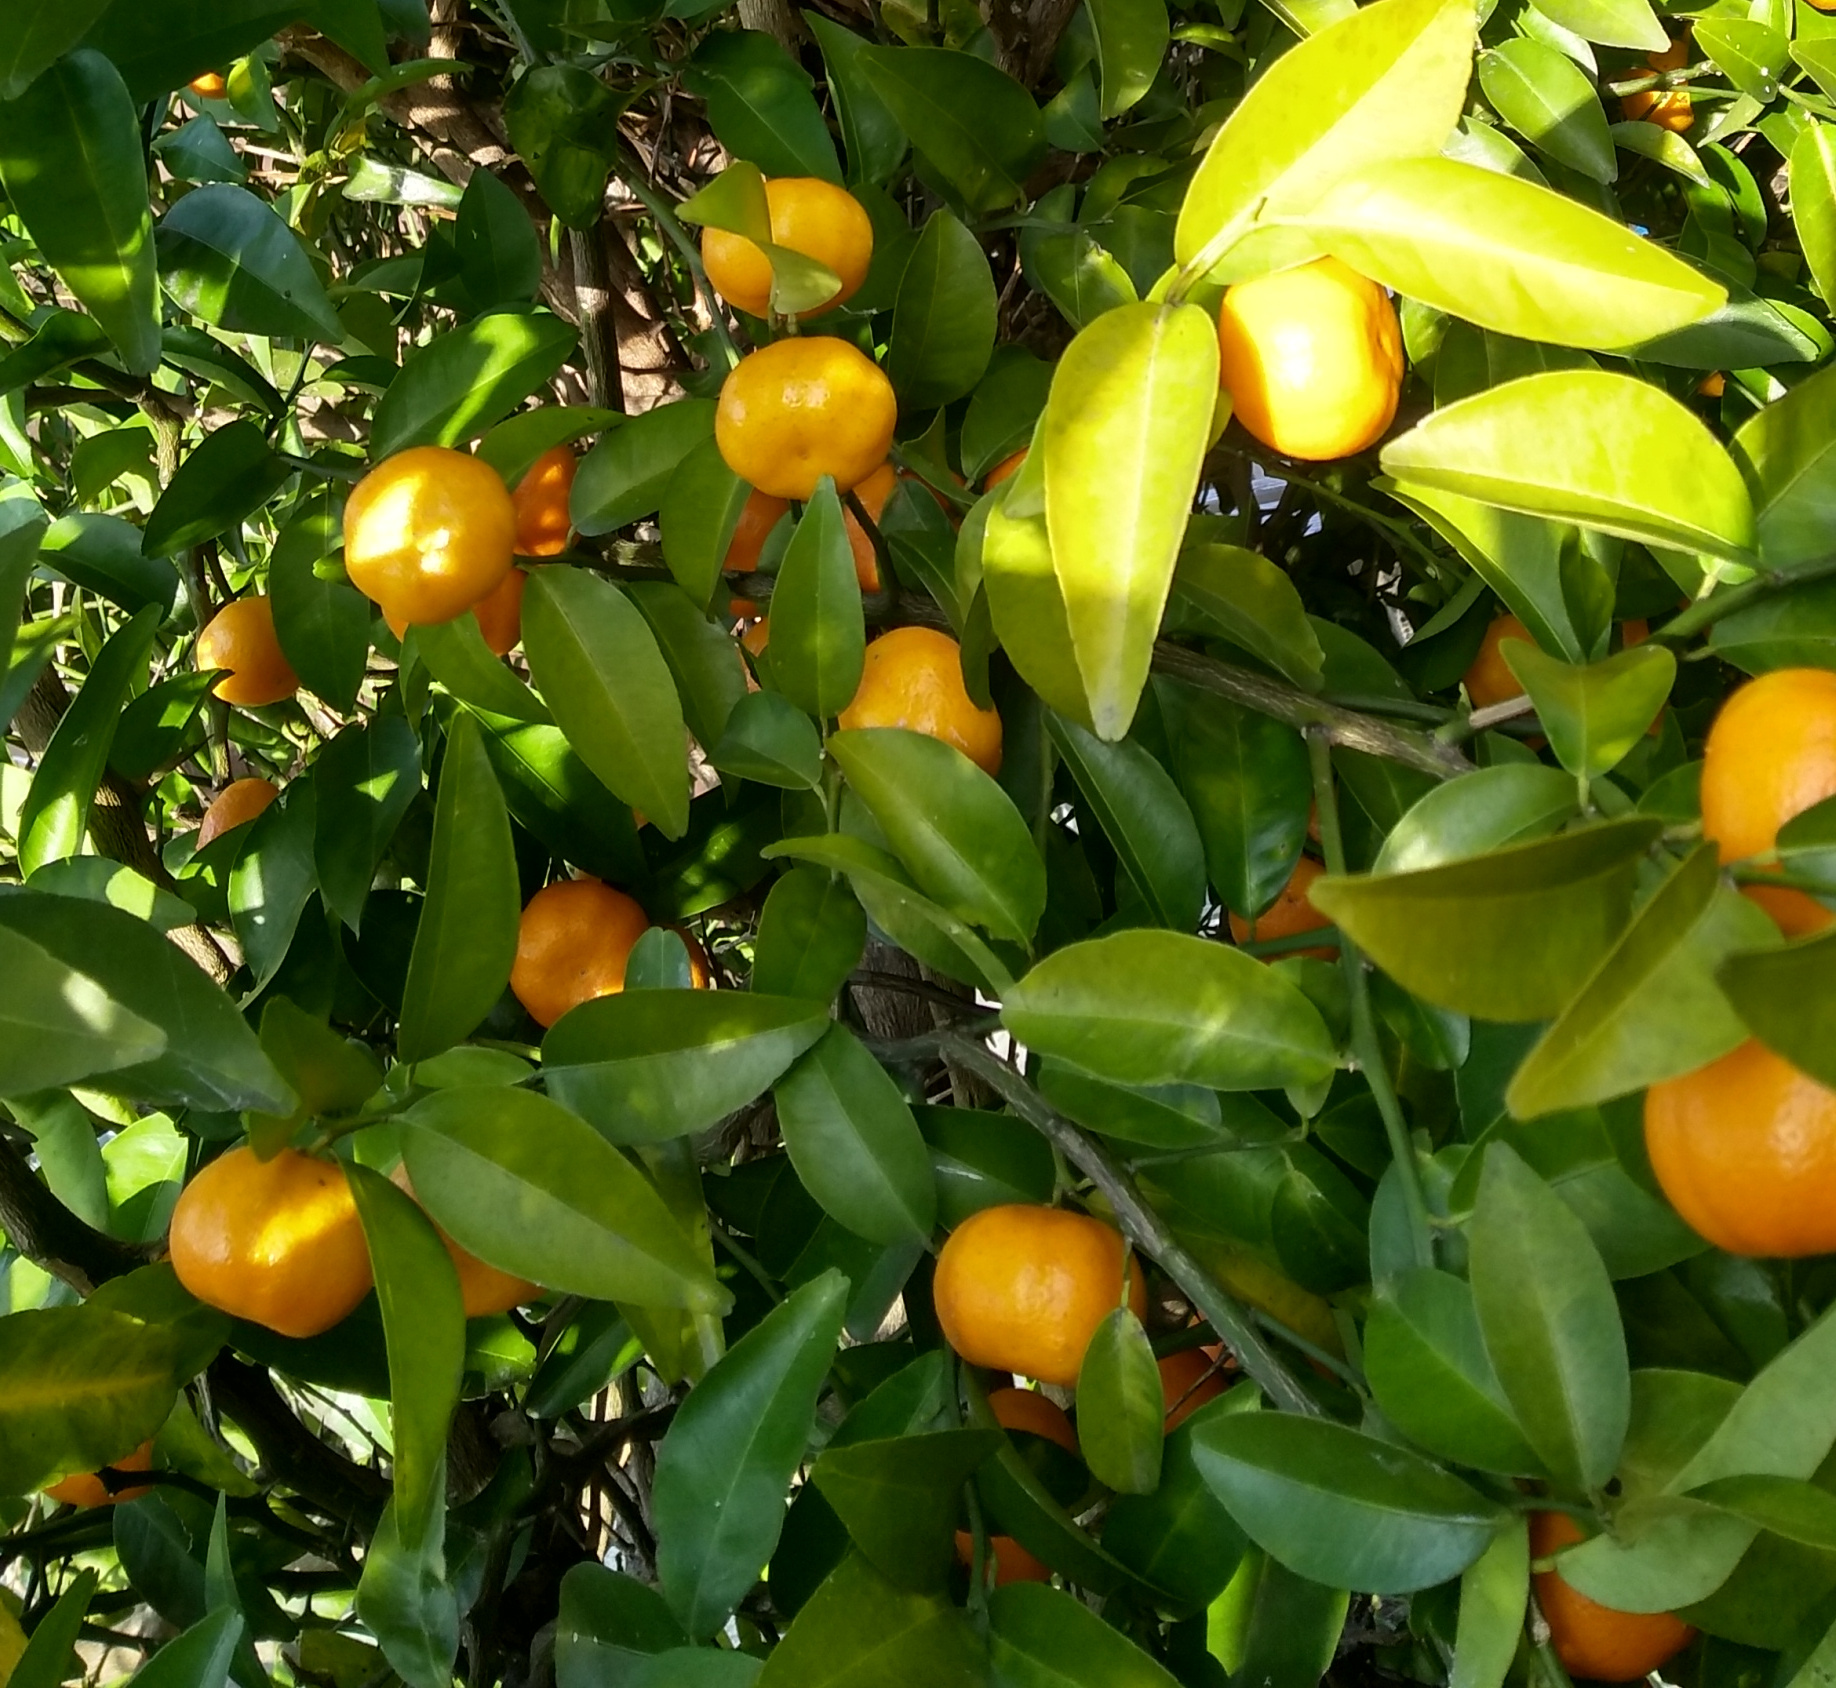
[1307,730,1436,1272]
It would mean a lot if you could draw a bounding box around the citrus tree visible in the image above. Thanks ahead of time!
[7,0,1836,1682]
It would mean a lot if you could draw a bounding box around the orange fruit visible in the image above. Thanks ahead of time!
[390,1165,539,1318]
[1227,857,1333,959]
[843,461,897,592]
[195,596,298,707]
[512,446,576,558]
[701,178,874,319]
[1216,257,1403,461]
[741,616,771,657]
[715,338,897,502]
[510,877,651,1029]
[472,566,527,656]
[1622,36,1693,131]
[987,1386,1079,1454]
[43,1442,154,1508]
[344,445,517,628]
[197,777,279,848]
[1701,668,1836,865]
[933,1204,1148,1388]
[1532,1512,1695,1681]
[838,627,1002,776]
[1645,1039,1836,1258]
[169,1147,373,1338]
[1697,372,1726,398]
[189,71,227,98]
[1463,613,1532,711]
[1159,1349,1227,1433]
[726,488,791,575]
[955,1530,1052,1585]
[1741,882,1835,937]
[984,449,1028,490]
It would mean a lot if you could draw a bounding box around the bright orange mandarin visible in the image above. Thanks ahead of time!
[344,445,517,628]
[1741,882,1835,937]
[391,1165,539,1318]
[955,1530,1051,1586]
[188,71,227,98]
[1464,613,1532,710]
[726,488,791,575]
[1701,668,1836,862]
[839,627,1002,775]
[987,1386,1079,1454]
[473,567,527,656]
[512,446,576,558]
[984,449,1028,490]
[715,338,897,502]
[169,1148,373,1338]
[1228,857,1333,958]
[741,616,771,657]
[196,596,298,707]
[701,178,874,319]
[510,877,652,1029]
[43,1442,153,1508]
[1622,35,1693,131]
[1216,257,1402,461]
[1159,1349,1228,1433]
[844,461,896,592]
[197,777,279,848]
[933,1204,1147,1388]
[1698,372,1727,397]
[1645,1039,1836,1258]
[1531,1512,1695,1681]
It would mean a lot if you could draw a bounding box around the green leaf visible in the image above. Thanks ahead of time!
[476,407,615,490]
[575,402,715,537]
[0,50,159,372]
[1477,40,1616,184]
[757,1553,987,1686]
[1002,929,1336,1090]
[156,185,342,341]
[0,923,165,1095]
[1089,0,1168,117]
[0,0,112,98]
[39,512,176,617]
[502,64,616,230]
[1307,817,1662,1021]
[1792,123,1836,318]
[6,1567,99,1688]
[1076,1306,1163,1494]
[887,209,997,411]
[660,436,751,609]
[16,604,157,875]
[1304,158,1723,350]
[627,580,747,756]
[1502,640,1675,780]
[685,30,841,183]
[544,990,830,1143]
[1719,927,1836,1089]
[522,566,690,839]
[311,715,421,934]
[753,868,866,1002]
[455,166,540,309]
[227,779,317,993]
[1019,189,1137,329]
[411,611,550,724]
[1374,764,1579,873]
[402,1086,728,1311]
[770,481,865,721]
[1045,301,1218,739]
[268,503,370,714]
[371,311,578,458]
[857,48,1046,213]
[26,858,195,933]
[982,452,1089,726]
[1729,359,1836,574]
[397,711,519,1063]
[830,727,1045,943]
[128,1608,245,1688]
[1695,18,1786,102]
[711,691,824,790]
[1037,1060,1230,1150]
[1468,1141,1628,1492]
[810,1430,1001,1589]
[1046,709,1206,931]
[1172,540,1325,691]
[0,309,110,397]
[775,1024,935,1246]
[143,420,290,556]
[1381,372,1755,564]
[1452,1520,1530,1688]
[1191,1412,1508,1593]
[1174,0,1475,266]
[654,1271,848,1637]
[1537,0,1663,48]
[989,1581,1182,1685]
[803,13,906,186]
[1509,848,1776,1116]
[1208,1551,1349,1688]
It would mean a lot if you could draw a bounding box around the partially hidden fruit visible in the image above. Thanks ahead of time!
[933,1203,1147,1388]
[344,445,517,628]
[984,448,1027,490]
[189,71,227,98]
[844,461,896,592]
[472,567,528,657]
[1701,668,1836,863]
[839,626,1002,776]
[510,877,651,1029]
[197,777,279,848]
[725,488,791,575]
[741,616,771,657]
[987,1386,1079,1454]
[1159,1349,1228,1432]
[512,446,577,558]
[955,1529,1051,1586]
[1621,34,1693,132]
[169,1147,373,1338]
[196,596,298,707]
[1216,257,1403,461]
[1645,1038,1836,1258]
[1531,1512,1695,1681]
[1464,613,1531,711]
[391,1165,540,1318]
[43,1442,153,1508]
[715,338,897,502]
[702,178,874,319]
[1227,856,1333,959]
[1741,881,1835,938]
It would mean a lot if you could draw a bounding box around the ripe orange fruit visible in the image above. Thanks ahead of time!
[715,338,897,502]
[1645,1039,1836,1258]
[1227,857,1333,958]
[512,446,576,558]
[1216,257,1403,461]
[701,178,874,320]
[169,1147,373,1338]
[1622,35,1693,131]
[472,566,527,656]
[844,461,896,592]
[344,445,517,628]
[1697,372,1726,398]
[1159,1349,1227,1433]
[984,449,1028,490]
[189,71,227,98]
[1463,613,1532,711]
[197,776,279,848]
[987,1386,1079,1454]
[955,1530,1052,1586]
[933,1204,1148,1388]
[1531,1512,1695,1681]
[43,1442,153,1508]
[1701,668,1836,865]
[740,615,771,657]
[726,488,791,576]
[838,627,1002,776]
[510,877,651,1029]
[390,1165,539,1318]
[1741,882,1835,938]
[195,596,298,707]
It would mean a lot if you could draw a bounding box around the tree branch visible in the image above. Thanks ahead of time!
[0,1134,152,1293]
